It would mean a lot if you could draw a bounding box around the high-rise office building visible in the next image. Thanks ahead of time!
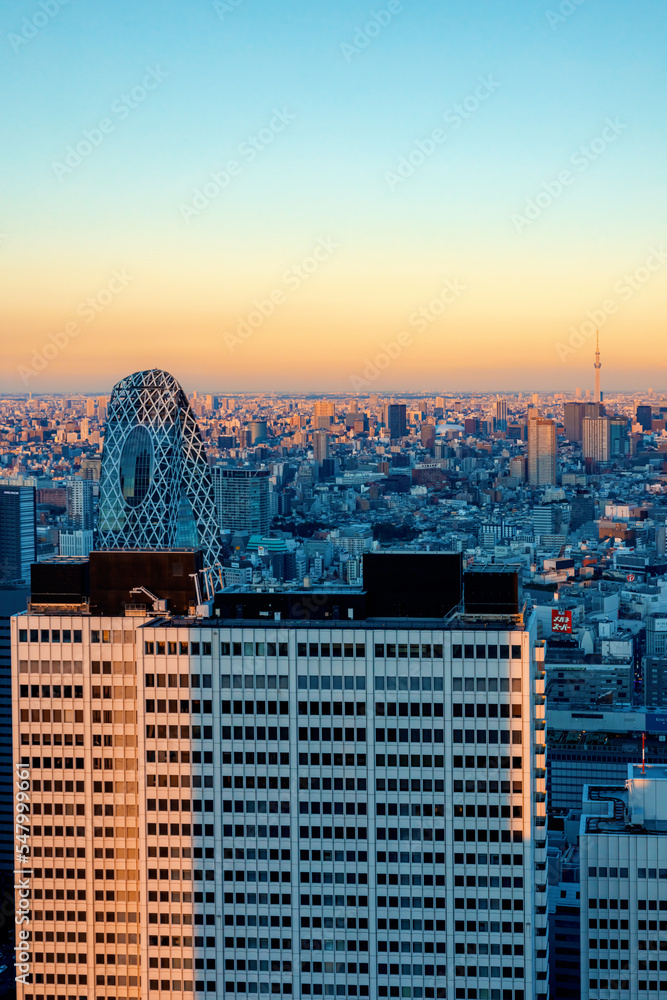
[420,424,436,450]
[527,419,557,486]
[313,401,335,427]
[509,456,526,482]
[636,405,653,432]
[97,369,222,567]
[564,402,586,443]
[313,430,329,467]
[0,486,36,584]
[579,764,667,1000]
[213,466,270,536]
[609,417,629,458]
[563,401,605,444]
[582,416,610,465]
[494,397,508,431]
[387,404,407,440]
[248,421,268,445]
[67,477,95,531]
[13,553,548,1000]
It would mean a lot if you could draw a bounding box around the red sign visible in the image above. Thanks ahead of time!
[552,609,572,633]
[626,573,636,582]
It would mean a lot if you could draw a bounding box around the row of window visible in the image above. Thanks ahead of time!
[147,824,215,837]
[19,628,82,643]
[378,804,445,817]
[299,754,368,766]
[452,730,523,745]
[18,660,84,673]
[375,677,445,692]
[24,756,83,769]
[149,847,214,859]
[374,643,445,660]
[453,644,522,660]
[27,826,85,838]
[226,699,292,713]
[146,725,213,739]
[301,778,367,791]
[454,805,523,819]
[376,755,445,769]
[20,734,84,746]
[455,780,522,793]
[91,661,135,674]
[298,643,366,658]
[150,935,214,946]
[378,874,445,887]
[453,704,521,718]
[299,827,368,840]
[378,964,443,977]
[453,830,525,846]
[453,755,524,770]
[145,640,213,656]
[223,825,291,839]
[147,870,216,882]
[147,981,217,993]
[146,673,213,687]
[146,700,212,714]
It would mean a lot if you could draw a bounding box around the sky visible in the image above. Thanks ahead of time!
[1,0,666,394]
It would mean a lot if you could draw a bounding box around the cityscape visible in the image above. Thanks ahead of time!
[3,0,667,998]
[1,341,667,999]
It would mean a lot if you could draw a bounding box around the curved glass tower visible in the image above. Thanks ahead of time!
[98,369,222,566]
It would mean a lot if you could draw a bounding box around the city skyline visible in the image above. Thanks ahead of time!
[2,0,666,393]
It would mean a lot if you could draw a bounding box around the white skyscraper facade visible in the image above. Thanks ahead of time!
[13,555,548,1000]
[579,765,667,1000]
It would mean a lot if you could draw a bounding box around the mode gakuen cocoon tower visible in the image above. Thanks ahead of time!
[97,369,222,568]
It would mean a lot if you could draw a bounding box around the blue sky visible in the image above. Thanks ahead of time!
[2,0,666,392]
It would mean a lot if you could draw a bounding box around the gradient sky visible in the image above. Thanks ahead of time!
[1,0,666,394]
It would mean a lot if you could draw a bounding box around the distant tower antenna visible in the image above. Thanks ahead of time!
[594,331,601,403]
